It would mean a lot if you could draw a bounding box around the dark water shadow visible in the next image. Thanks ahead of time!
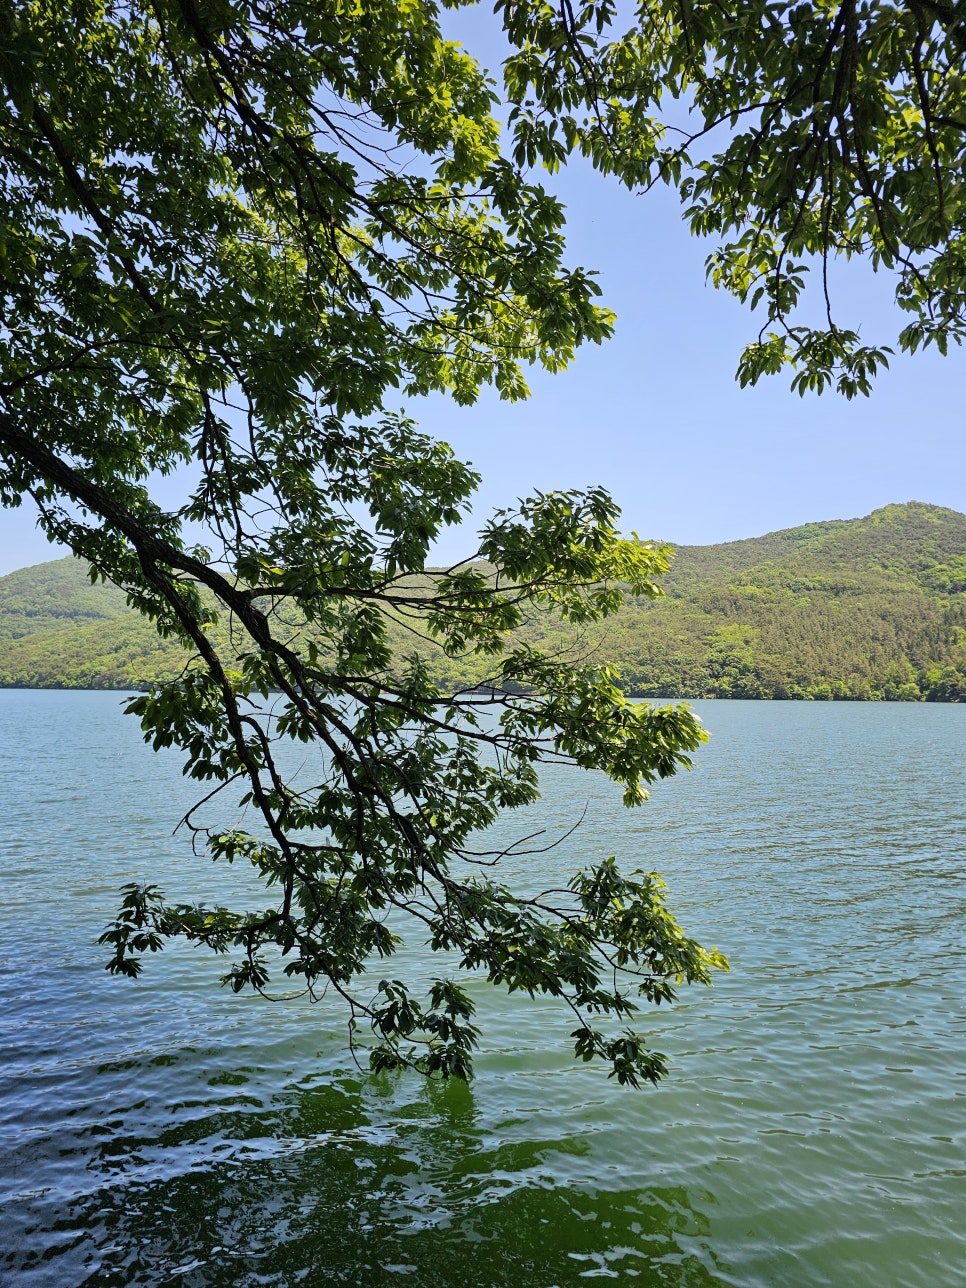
[4,1065,736,1288]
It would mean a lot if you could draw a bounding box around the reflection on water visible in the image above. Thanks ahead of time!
[10,1056,728,1288]
[2,693,965,1286]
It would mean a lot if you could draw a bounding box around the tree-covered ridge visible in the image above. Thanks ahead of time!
[664,502,966,588]
[3,501,964,700]
[605,502,966,702]
[0,556,226,686]
[0,557,131,640]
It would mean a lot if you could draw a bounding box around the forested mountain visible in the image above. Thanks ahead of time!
[598,501,966,701]
[1,502,964,699]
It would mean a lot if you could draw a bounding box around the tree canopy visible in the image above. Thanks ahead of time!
[499,0,966,395]
[0,0,726,1086]
[1,0,961,1082]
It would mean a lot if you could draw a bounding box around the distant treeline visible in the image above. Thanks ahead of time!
[1,501,964,700]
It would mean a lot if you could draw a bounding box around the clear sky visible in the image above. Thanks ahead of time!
[2,15,963,576]
[414,165,966,565]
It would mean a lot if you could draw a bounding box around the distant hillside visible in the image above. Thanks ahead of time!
[0,501,964,699]
[594,501,966,701]
[0,559,131,640]
[0,559,216,689]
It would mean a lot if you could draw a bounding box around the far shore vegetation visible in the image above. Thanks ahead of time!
[3,501,964,704]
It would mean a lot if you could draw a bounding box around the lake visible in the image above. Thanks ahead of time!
[1,691,964,1286]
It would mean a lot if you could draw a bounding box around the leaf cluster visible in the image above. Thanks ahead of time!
[0,0,723,1083]
[497,0,966,391]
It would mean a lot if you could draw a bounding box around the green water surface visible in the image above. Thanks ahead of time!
[1,693,964,1286]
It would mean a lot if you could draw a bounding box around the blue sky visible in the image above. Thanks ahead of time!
[413,5,966,563]
[414,164,966,565]
[2,16,963,576]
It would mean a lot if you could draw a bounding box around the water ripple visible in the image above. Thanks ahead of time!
[2,694,965,1286]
